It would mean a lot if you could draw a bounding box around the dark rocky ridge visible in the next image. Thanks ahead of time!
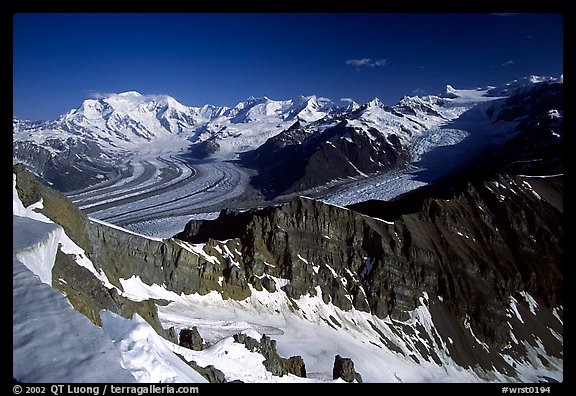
[241,121,409,198]
[13,139,121,192]
[14,163,92,251]
[484,80,563,177]
[52,249,164,334]
[176,170,562,350]
[184,360,226,383]
[179,327,206,351]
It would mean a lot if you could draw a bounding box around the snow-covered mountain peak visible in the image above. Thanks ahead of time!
[15,74,561,163]
[226,97,285,123]
[117,91,142,97]
[443,85,460,99]
[437,84,501,105]
[280,95,336,123]
[340,98,360,112]
[68,99,112,120]
[509,75,557,87]
[110,92,191,113]
[67,92,192,120]
[394,95,445,114]
[50,92,204,149]
[198,103,229,119]
[103,92,146,107]
[237,96,278,111]
[244,96,268,104]
[366,98,385,108]
[528,75,551,84]
[307,95,333,107]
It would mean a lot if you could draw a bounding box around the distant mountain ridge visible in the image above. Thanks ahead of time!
[241,77,562,197]
[13,75,562,194]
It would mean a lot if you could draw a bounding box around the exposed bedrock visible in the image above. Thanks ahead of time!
[176,172,562,349]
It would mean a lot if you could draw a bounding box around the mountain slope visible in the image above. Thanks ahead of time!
[242,121,410,198]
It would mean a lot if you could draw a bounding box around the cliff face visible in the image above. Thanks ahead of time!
[361,174,562,343]
[175,172,562,375]
[177,173,562,344]
[86,222,252,301]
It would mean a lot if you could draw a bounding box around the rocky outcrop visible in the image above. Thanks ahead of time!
[233,333,306,377]
[87,222,252,301]
[179,327,206,351]
[14,163,92,251]
[188,138,220,159]
[333,355,362,383]
[52,249,166,334]
[185,361,226,383]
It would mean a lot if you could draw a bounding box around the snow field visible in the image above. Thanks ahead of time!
[119,274,489,382]
[100,311,208,383]
[13,254,136,383]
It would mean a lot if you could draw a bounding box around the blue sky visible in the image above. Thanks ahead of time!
[13,13,563,120]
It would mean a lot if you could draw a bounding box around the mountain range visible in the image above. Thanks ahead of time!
[13,75,561,198]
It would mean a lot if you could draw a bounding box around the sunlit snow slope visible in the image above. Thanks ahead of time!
[13,176,135,383]
[13,174,209,383]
